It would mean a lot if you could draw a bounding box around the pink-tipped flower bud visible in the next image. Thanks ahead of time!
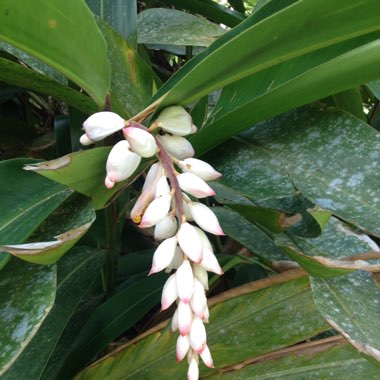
[154,214,177,241]
[178,300,193,336]
[187,357,199,380]
[200,345,214,368]
[105,140,141,189]
[83,111,125,141]
[192,263,209,290]
[177,223,203,263]
[165,247,184,273]
[189,316,207,353]
[139,194,172,228]
[182,193,194,221]
[189,202,224,236]
[123,126,158,158]
[155,176,170,198]
[176,260,194,303]
[79,134,95,146]
[155,106,193,136]
[201,247,223,275]
[176,335,191,362]
[149,236,178,275]
[177,173,216,198]
[190,279,207,318]
[194,227,213,250]
[156,134,195,160]
[143,163,162,191]
[178,158,221,181]
[171,308,179,332]
[161,273,178,310]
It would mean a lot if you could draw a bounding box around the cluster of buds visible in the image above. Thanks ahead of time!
[80,106,224,379]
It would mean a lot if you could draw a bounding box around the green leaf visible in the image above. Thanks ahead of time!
[276,217,379,278]
[75,277,329,379]
[0,58,98,114]
[63,273,166,379]
[137,8,224,47]
[207,341,380,379]
[0,0,111,105]
[330,88,366,121]
[153,0,380,108]
[2,247,105,380]
[311,271,380,365]
[0,259,56,376]
[191,33,380,154]
[213,207,287,263]
[366,79,380,99]
[0,159,72,268]
[0,193,96,265]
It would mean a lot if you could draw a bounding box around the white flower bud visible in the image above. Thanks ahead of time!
[182,193,194,221]
[105,140,141,189]
[189,202,224,236]
[165,246,184,272]
[177,173,216,198]
[201,247,223,275]
[154,215,177,241]
[200,345,214,368]
[79,134,94,146]
[178,300,193,336]
[194,227,213,251]
[131,188,154,224]
[149,236,178,275]
[157,134,195,160]
[155,106,193,136]
[187,357,199,380]
[123,126,158,157]
[143,163,162,191]
[139,194,172,228]
[177,223,203,263]
[190,279,207,318]
[192,263,208,290]
[171,308,179,332]
[176,260,194,303]
[154,176,170,198]
[83,111,125,141]
[189,316,207,353]
[161,273,178,310]
[202,304,209,323]
[176,334,190,362]
[178,158,221,181]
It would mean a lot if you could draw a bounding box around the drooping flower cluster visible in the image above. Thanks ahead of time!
[80,106,224,379]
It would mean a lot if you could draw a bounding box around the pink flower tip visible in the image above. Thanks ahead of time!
[105,176,115,189]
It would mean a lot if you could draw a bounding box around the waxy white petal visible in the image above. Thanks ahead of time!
[178,158,221,181]
[149,236,178,275]
[189,202,224,236]
[200,345,214,368]
[202,304,210,323]
[131,188,154,224]
[194,227,213,250]
[123,126,157,157]
[105,140,141,189]
[201,247,223,275]
[177,173,215,198]
[79,134,94,146]
[154,214,178,240]
[176,334,190,362]
[189,316,207,353]
[192,263,209,290]
[83,111,125,141]
[154,176,170,198]
[178,300,193,336]
[143,163,162,191]
[157,134,195,160]
[190,279,207,317]
[161,273,178,310]
[166,246,184,272]
[176,260,194,303]
[139,194,172,228]
[178,223,203,263]
[187,357,199,380]
[171,308,179,332]
[155,106,193,136]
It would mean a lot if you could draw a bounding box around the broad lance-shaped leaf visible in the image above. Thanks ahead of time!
[0,193,96,265]
[2,247,105,380]
[0,259,56,376]
[137,8,224,47]
[75,276,329,379]
[276,217,380,278]
[192,33,380,153]
[25,148,152,210]
[0,0,110,105]
[152,0,380,108]
[207,107,380,237]
[207,339,380,379]
[0,159,72,269]
[311,271,380,366]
